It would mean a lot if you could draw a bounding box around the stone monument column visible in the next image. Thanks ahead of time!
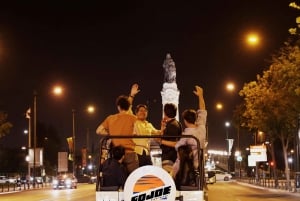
[161,53,180,120]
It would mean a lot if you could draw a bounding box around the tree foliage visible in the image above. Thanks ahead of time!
[238,42,300,184]
[240,43,300,137]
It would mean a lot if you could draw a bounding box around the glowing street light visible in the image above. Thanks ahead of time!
[87,105,95,114]
[52,85,63,96]
[216,103,223,110]
[246,33,260,47]
[225,121,230,128]
[226,82,235,92]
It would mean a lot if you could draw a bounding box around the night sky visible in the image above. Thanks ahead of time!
[0,1,298,151]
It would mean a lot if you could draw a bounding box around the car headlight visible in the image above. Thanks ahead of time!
[65,179,71,185]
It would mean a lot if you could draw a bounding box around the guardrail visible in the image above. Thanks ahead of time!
[238,177,298,192]
[0,182,47,193]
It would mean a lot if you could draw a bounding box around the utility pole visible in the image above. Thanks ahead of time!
[33,91,37,187]
[295,114,300,191]
[72,109,76,176]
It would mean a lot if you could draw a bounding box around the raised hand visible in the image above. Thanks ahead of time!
[193,85,203,97]
[130,83,140,97]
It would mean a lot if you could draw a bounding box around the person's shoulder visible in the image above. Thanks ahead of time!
[126,113,137,121]
[197,109,207,115]
[134,119,144,124]
[106,113,118,119]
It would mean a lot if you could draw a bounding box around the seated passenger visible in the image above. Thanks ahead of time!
[101,145,127,187]
[171,145,196,189]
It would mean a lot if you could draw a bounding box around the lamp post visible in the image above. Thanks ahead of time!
[25,108,31,179]
[30,86,62,186]
[295,114,300,191]
[24,129,31,181]
[84,105,96,175]
[86,105,95,152]
[72,109,76,176]
[33,91,37,187]
[225,121,231,172]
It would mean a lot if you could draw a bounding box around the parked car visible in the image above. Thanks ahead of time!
[35,177,43,184]
[0,176,10,184]
[8,177,17,184]
[213,170,232,181]
[18,176,28,184]
[52,174,77,189]
[0,176,17,184]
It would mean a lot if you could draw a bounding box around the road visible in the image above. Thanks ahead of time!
[208,181,300,201]
[0,183,96,201]
[1,181,300,201]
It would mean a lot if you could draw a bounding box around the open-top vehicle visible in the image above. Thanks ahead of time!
[95,135,207,201]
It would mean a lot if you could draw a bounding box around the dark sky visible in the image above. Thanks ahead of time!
[0,1,297,151]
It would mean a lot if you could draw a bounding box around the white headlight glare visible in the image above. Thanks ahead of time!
[65,179,71,185]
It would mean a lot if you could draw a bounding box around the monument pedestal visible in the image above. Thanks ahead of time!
[161,82,180,120]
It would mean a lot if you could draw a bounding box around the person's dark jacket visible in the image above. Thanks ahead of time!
[101,158,126,187]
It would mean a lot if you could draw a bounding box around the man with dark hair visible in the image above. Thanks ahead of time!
[160,103,182,172]
[133,104,161,166]
[101,146,126,187]
[96,84,140,174]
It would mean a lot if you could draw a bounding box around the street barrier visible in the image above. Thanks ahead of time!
[0,182,46,193]
[238,178,298,193]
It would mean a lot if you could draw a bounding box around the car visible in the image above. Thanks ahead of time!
[18,176,28,184]
[213,170,232,181]
[0,176,10,184]
[52,174,77,189]
[8,177,17,184]
[35,176,43,184]
[0,176,17,184]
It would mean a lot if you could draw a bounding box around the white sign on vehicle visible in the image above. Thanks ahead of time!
[124,165,176,201]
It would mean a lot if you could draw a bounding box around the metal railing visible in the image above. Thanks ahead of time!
[238,177,298,192]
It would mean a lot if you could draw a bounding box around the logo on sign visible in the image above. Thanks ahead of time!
[124,166,176,201]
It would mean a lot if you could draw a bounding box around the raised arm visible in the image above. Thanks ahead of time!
[193,85,205,110]
[128,83,140,113]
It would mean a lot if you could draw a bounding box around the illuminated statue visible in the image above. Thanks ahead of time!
[163,53,176,83]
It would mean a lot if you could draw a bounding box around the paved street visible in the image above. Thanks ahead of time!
[208,181,300,201]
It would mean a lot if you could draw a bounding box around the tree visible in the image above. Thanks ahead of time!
[289,2,300,35]
[239,43,300,189]
[0,111,13,138]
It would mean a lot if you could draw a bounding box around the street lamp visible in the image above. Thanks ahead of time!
[72,109,76,176]
[29,86,62,187]
[216,102,223,110]
[246,32,260,47]
[52,85,63,95]
[33,91,37,187]
[86,105,95,151]
[72,105,95,177]
[225,121,230,140]
[225,121,231,172]
[226,82,235,92]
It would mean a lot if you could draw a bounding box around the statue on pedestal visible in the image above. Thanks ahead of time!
[161,53,180,120]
